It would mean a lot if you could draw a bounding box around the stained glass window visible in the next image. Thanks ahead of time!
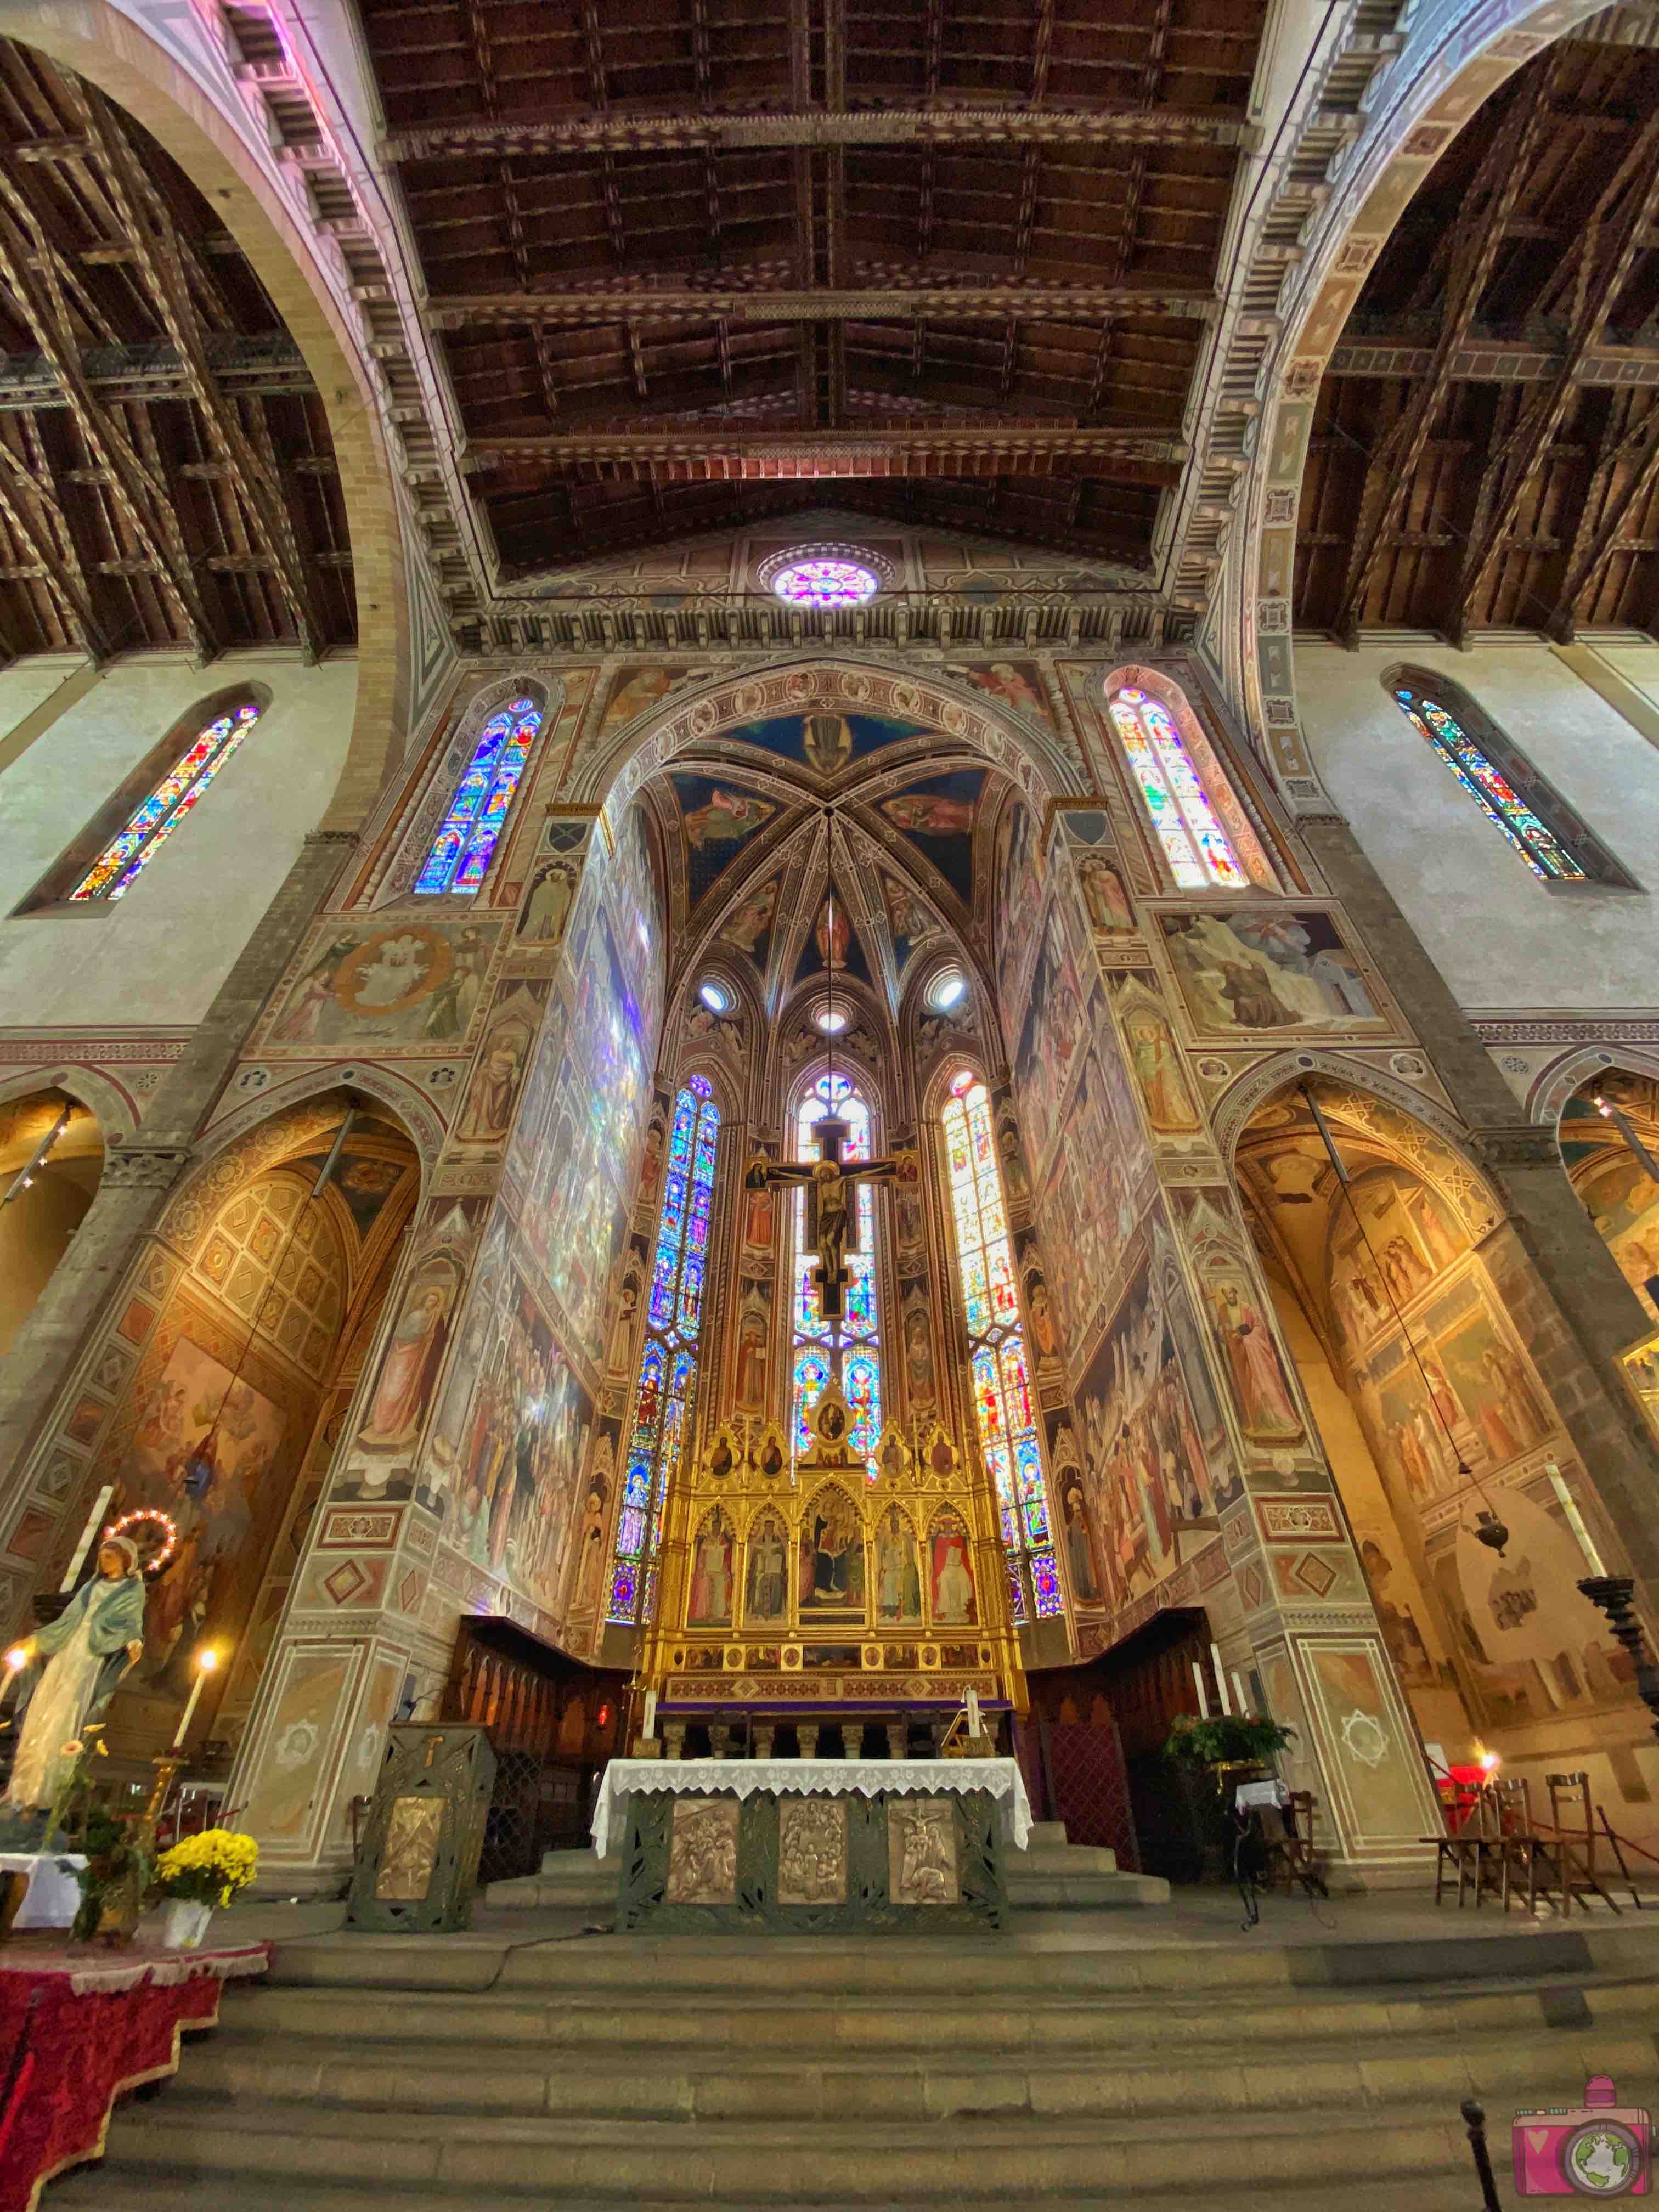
[791,1072,883,1477]
[69,699,263,901]
[608,1077,720,1623]
[1390,681,1598,882]
[1107,685,1246,891]
[414,695,542,895]
[770,557,879,608]
[940,1070,1062,1623]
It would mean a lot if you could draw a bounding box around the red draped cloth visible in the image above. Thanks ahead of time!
[0,1941,269,2211]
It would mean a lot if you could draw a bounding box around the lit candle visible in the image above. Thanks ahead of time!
[1211,1644,1232,1717]
[967,1688,981,1739]
[1232,1671,1249,1718]
[58,1487,113,1593]
[171,1647,218,1752]
[643,1690,658,1740]
[1547,1462,1608,1578]
[1192,1660,1210,1719]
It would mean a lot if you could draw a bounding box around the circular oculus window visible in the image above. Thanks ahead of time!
[926,968,968,1013]
[697,979,731,1014]
[770,556,880,608]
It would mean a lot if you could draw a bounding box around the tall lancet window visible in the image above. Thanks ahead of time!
[792,1072,883,1478]
[1107,684,1247,891]
[608,1076,720,1624]
[69,698,263,900]
[940,1070,1062,1624]
[1388,676,1626,884]
[415,694,541,894]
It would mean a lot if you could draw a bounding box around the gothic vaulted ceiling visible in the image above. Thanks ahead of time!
[0,40,356,662]
[1296,25,1659,644]
[362,0,1267,583]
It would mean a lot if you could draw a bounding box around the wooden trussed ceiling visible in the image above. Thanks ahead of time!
[0,41,355,662]
[366,0,1268,579]
[1296,32,1659,645]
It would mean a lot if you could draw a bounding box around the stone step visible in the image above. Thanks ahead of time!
[43,2169,1498,2211]
[235,1966,1659,2057]
[177,2016,1659,2121]
[39,2094,1504,2198]
[267,1918,1658,1996]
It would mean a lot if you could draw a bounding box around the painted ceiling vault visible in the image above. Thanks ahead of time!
[636,704,1007,1026]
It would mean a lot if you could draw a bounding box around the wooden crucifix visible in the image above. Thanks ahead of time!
[744,1115,918,1321]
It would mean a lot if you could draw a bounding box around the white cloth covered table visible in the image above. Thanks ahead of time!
[592,1756,1032,1859]
[0,1850,87,1929]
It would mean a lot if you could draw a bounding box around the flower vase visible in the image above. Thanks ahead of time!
[159,1898,215,1950]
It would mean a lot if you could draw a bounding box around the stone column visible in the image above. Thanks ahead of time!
[1301,816,1659,1596]
[0,831,358,1620]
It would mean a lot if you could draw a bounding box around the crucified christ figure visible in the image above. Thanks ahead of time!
[744,1115,918,1321]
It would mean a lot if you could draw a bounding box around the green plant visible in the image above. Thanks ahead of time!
[1161,1712,1297,1767]
[69,1801,153,1942]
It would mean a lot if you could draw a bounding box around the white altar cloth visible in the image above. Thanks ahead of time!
[0,1850,87,1929]
[591,1756,1032,1860]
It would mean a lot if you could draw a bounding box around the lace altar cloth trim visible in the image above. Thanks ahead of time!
[0,1943,270,2211]
[592,1756,1032,1859]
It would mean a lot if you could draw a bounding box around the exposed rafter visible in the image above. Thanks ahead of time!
[383,108,1258,162]
[463,425,1187,484]
[428,281,1217,331]
[1329,72,1555,647]
[1445,115,1659,644]
[1326,335,1659,388]
[78,88,328,662]
[1544,394,1659,642]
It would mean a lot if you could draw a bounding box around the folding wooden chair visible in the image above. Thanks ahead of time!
[1262,1789,1329,1899]
[1544,1771,1621,1916]
[1426,1780,1502,1907]
[1491,1774,1551,1915]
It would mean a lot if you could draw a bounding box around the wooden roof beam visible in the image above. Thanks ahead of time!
[0,181,221,661]
[1330,70,1556,648]
[1447,115,1659,646]
[78,91,328,663]
[0,437,109,659]
[382,109,1259,160]
[428,281,1218,329]
[1543,394,1659,642]
[461,425,1186,483]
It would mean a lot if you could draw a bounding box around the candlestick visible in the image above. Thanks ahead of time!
[1232,1671,1249,1718]
[967,1688,981,1739]
[1547,1462,1607,1577]
[171,1647,217,1752]
[1211,1644,1231,1717]
[58,1487,113,1593]
[1192,1660,1210,1719]
[643,1689,658,1739]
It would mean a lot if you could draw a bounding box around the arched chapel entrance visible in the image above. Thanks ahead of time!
[1237,1074,1656,1847]
[0,1088,104,1359]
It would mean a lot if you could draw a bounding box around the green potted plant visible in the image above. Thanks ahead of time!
[1161,1711,1297,1771]
[153,1829,259,1949]
[69,1799,153,1944]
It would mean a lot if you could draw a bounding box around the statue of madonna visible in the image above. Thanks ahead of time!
[3,1534,146,1813]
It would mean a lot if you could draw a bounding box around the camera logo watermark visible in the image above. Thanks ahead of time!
[1513,2076,1651,2196]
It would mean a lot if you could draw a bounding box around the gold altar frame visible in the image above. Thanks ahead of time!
[638,1386,1026,1713]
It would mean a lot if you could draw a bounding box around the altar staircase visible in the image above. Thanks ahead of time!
[47,1909,1659,2209]
[486,1818,1172,1912]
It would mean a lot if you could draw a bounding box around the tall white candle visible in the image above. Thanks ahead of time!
[1192,1660,1210,1719]
[643,1690,658,1739]
[58,1487,112,1593]
[1232,1671,1250,1718]
[1211,1644,1232,1717]
[1547,1463,1608,1578]
[171,1650,217,1752]
[967,1688,981,1739]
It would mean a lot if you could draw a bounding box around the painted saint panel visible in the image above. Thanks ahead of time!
[1159,910,1390,1037]
[262,918,498,1056]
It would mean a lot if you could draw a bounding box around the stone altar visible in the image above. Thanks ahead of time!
[594,1754,1031,1933]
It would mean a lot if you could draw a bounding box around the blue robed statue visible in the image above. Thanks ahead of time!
[3,1534,146,1813]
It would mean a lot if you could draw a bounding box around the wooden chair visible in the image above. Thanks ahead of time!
[1426,1781,1504,1907]
[1543,1771,1621,1917]
[1490,1775,1551,1915]
[1262,1790,1329,1899]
